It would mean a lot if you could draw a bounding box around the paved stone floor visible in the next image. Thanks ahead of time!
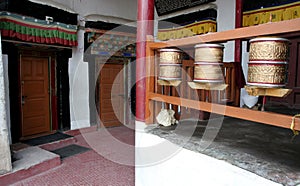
[146,117,300,186]
[11,126,135,186]
[5,117,300,185]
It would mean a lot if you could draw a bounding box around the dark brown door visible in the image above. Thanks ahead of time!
[21,56,50,137]
[100,64,124,127]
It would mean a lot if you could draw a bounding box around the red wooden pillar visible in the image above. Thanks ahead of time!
[136,0,154,121]
[235,0,243,62]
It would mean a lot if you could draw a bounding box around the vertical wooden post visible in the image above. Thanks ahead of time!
[136,0,154,122]
[235,0,243,63]
[234,0,243,107]
[154,54,162,122]
[145,36,155,124]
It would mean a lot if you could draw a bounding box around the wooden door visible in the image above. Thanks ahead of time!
[21,56,50,137]
[100,64,124,127]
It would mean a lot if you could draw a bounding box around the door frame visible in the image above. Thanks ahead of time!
[18,49,58,138]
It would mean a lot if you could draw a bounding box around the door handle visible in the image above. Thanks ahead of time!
[22,96,27,105]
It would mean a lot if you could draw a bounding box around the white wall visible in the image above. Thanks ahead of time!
[69,18,90,130]
[2,55,11,144]
[216,0,236,62]
[29,0,137,23]
[0,35,12,174]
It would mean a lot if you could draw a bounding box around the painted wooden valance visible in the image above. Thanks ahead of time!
[157,19,216,41]
[0,11,78,46]
[243,1,300,27]
[86,29,136,58]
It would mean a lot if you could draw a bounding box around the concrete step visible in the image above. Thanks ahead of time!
[39,136,77,151]
[0,146,61,185]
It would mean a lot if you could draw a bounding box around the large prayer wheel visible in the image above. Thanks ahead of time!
[193,43,224,83]
[159,48,183,80]
[194,62,224,83]
[194,43,224,62]
[247,37,290,87]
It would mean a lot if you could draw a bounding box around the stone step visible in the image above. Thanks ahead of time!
[0,146,61,185]
[39,136,77,151]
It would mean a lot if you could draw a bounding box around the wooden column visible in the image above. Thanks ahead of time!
[235,0,243,62]
[234,0,243,106]
[136,0,154,121]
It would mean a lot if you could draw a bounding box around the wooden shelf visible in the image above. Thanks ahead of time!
[245,85,292,97]
[157,80,181,86]
[149,18,300,49]
[145,19,300,131]
[148,93,300,131]
[188,82,227,90]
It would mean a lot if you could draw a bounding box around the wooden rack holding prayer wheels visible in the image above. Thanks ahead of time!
[145,18,300,131]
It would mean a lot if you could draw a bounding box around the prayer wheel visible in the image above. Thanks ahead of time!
[159,48,183,80]
[193,43,224,83]
[247,37,290,87]
[194,43,224,62]
[194,62,224,83]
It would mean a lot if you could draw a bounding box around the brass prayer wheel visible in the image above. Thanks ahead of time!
[194,62,224,83]
[247,37,290,87]
[159,48,183,80]
[249,37,289,61]
[193,43,224,83]
[159,48,182,64]
[247,61,288,87]
[194,43,224,62]
[159,64,182,80]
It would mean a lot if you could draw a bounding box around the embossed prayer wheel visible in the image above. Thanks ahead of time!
[194,43,224,62]
[159,48,182,64]
[193,43,224,83]
[247,37,290,87]
[159,48,183,80]
[159,64,182,80]
[194,62,224,83]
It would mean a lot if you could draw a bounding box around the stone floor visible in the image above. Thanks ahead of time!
[146,117,300,186]
[9,126,135,186]
[3,116,300,185]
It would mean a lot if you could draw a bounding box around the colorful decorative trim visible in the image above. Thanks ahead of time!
[243,1,300,27]
[0,12,78,46]
[157,19,217,41]
[87,30,136,57]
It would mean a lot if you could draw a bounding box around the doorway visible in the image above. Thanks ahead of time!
[20,56,51,137]
[99,63,126,127]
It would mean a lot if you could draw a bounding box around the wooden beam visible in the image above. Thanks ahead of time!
[149,18,300,49]
[148,93,300,131]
